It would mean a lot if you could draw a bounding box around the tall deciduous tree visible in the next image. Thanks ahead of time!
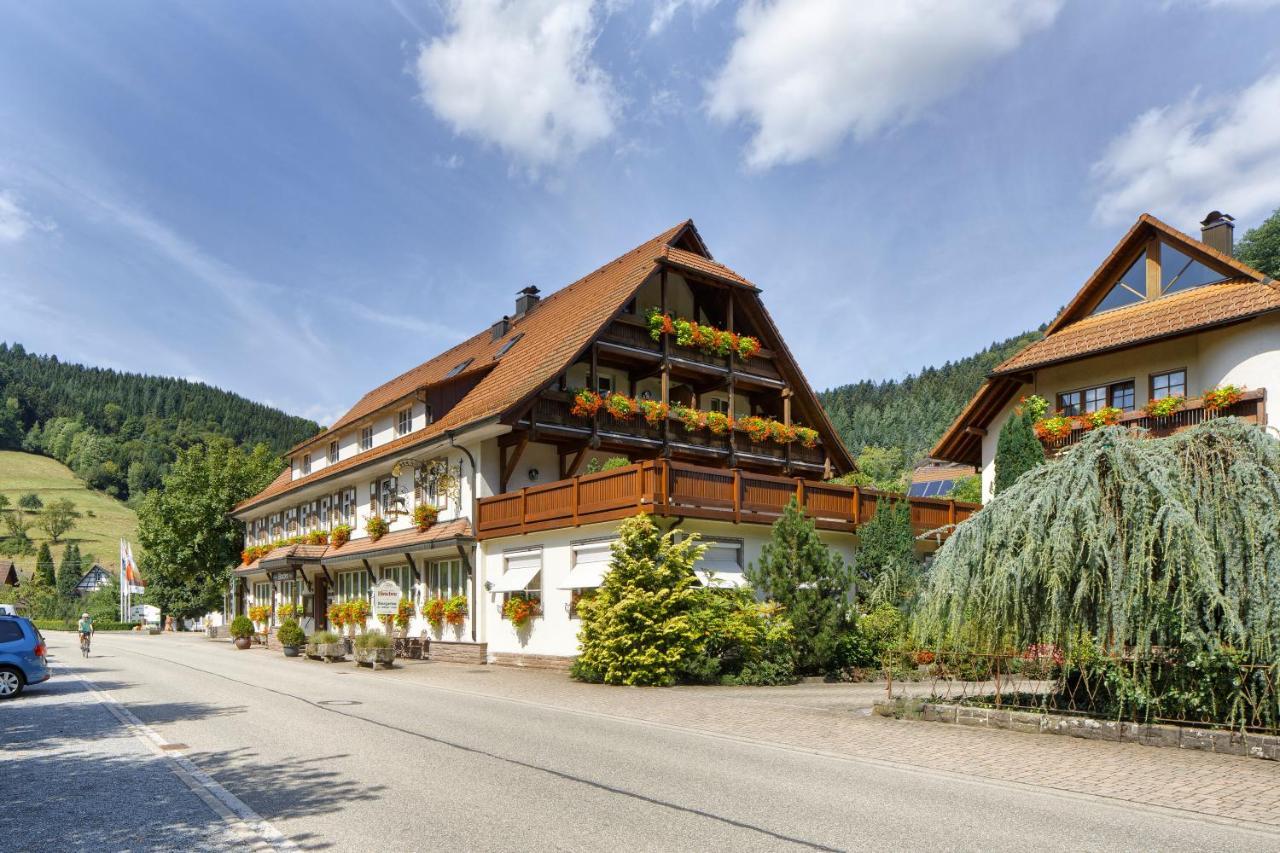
[1237,206,1280,278]
[39,497,80,543]
[137,438,280,619]
[747,499,851,674]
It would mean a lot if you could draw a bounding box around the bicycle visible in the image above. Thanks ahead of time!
[80,632,91,658]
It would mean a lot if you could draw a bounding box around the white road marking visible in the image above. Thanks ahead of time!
[63,666,297,852]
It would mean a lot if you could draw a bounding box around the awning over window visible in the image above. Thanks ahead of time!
[692,541,748,588]
[491,548,541,592]
[557,540,615,589]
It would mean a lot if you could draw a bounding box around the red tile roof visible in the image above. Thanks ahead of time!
[236,519,474,572]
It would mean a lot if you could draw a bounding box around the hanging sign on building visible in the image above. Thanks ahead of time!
[373,579,401,617]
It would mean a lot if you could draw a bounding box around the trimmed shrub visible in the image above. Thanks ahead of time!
[229,615,254,640]
[276,619,305,648]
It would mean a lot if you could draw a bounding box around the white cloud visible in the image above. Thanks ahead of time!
[0,191,54,242]
[649,0,720,34]
[706,0,1062,169]
[415,0,617,169]
[1091,71,1280,228]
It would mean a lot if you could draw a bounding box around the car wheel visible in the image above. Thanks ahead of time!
[0,667,23,699]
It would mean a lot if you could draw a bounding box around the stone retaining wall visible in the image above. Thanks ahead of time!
[428,640,487,665]
[490,652,574,671]
[874,698,1279,761]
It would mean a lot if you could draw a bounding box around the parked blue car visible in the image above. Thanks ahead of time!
[0,615,50,698]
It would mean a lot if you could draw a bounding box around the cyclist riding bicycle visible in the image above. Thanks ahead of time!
[78,612,94,656]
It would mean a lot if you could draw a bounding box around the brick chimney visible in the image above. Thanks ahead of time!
[515,285,541,318]
[1200,211,1235,256]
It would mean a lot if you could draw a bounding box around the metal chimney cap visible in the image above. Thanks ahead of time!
[1200,210,1235,227]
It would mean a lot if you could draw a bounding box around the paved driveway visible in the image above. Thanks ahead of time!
[13,631,1280,852]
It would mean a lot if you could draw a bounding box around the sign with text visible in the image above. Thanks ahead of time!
[373,579,401,617]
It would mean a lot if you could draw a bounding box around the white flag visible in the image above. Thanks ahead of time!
[123,540,145,594]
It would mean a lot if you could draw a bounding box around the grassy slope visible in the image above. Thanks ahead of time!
[0,450,138,577]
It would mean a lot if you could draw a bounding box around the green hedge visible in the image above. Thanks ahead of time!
[31,619,140,632]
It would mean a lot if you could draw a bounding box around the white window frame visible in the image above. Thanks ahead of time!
[301,453,311,475]
[329,439,339,464]
[397,408,412,437]
[334,570,369,603]
[360,426,373,452]
[427,558,467,599]
[378,565,416,602]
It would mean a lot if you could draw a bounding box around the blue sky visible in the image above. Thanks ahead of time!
[2,0,1279,426]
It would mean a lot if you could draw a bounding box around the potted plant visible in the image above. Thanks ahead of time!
[413,504,439,531]
[307,630,346,661]
[424,597,446,632]
[604,393,638,421]
[347,598,371,634]
[793,426,819,448]
[1203,384,1244,413]
[503,595,540,629]
[1146,395,1185,418]
[444,594,468,628]
[229,615,254,650]
[248,604,271,640]
[1081,406,1123,430]
[329,524,352,548]
[705,411,733,435]
[277,619,305,657]
[353,631,395,669]
[278,602,298,621]
[394,597,415,635]
[1033,414,1075,441]
[365,516,389,541]
[570,388,603,417]
[327,602,347,636]
[305,529,329,545]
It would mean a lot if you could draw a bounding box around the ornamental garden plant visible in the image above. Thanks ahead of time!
[229,615,254,649]
[645,309,761,359]
[424,597,446,631]
[413,504,439,531]
[394,597,415,634]
[503,595,540,628]
[444,595,467,628]
[277,619,305,656]
[329,525,352,548]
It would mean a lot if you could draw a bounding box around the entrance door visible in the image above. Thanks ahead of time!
[313,574,328,630]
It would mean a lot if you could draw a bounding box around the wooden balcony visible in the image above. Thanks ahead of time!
[475,460,979,541]
[1040,389,1267,453]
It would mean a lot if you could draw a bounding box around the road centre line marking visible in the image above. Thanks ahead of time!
[61,665,296,853]
[116,641,1280,841]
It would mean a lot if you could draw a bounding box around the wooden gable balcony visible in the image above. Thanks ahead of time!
[475,459,979,541]
[1040,388,1267,453]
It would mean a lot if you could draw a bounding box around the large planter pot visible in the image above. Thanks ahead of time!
[315,642,348,662]
[354,647,395,670]
[282,645,300,658]
[234,636,252,650]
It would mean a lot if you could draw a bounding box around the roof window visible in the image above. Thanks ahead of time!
[494,333,523,360]
[445,358,473,378]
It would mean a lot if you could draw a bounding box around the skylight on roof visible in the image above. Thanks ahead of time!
[493,333,523,360]
[445,358,473,378]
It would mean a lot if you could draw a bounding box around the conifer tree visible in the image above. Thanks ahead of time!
[35,541,55,586]
[747,499,851,674]
[855,498,919,609]
[994,403,1044,494]
[56,543,82,601]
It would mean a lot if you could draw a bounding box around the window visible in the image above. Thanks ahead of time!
[334,570,369,602]
[397,408,411,437]
[691,539,747,588]
[494,333,524,360]
[301,453,311,475]
[280,580,297,608]
[445,358,473,378]
[562,539,614,615]
[1084,387,1107,413]
[1151,369,1186,400]
[1093,251,1147,314]
[340,488,355,525]
[378,565,415,600]
[1161,245,1226,296]
[329,440,339,463]
[426,558,467,599]
[709,397,730,415]
[0,621,23,642]
[492,548,542,608]
[360,427,373,452]
[1110,380,1135,412]
[424,404,434,425]
[595,373,614,394]
[380,477,399,517]
[253,582,271,605]
[320,497,330,527]
[285,509,297,535]
[1057,390,1083,416]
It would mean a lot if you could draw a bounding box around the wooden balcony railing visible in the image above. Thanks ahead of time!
[1041,389,1267,453]
[476,460,979,540]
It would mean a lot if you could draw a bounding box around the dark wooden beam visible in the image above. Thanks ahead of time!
[362,559,376,584]
[500,433,529,493]
[404,552,420,583]
[559,442,591,479]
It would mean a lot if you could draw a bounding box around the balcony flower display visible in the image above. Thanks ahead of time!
[1033,414,1075,441]
[1080,406,1123,431]
[1019,394,1050,419]
[604,392,639,421]
[570,388,603,417]
[705,411,733,435]
[672,404,703,433]
[329,524,351,548]
[739,415,772,444]
[768,420,797,444]
[637,399,669,426]
[425,597,446,631]
[793,426,819,448]
[1203,384,1243,412]
[365,515,389,541]
[645,309,761,360]
[413,504,439,532]
[305,530,328,545]
[1146,395,1185,418]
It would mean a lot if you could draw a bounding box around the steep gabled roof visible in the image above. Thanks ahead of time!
[932,213,1280,466]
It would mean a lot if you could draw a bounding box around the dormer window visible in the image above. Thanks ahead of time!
[360,427,373,451]
[397,408,411,437]
[328,440,339,464]
[301,453,311,475]
[1091,239,1230,317]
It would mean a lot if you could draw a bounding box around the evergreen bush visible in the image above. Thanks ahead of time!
[276,619,305,648]
[229,615,254,640]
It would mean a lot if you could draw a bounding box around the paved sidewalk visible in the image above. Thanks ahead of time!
[345,648,1280,829]
[0,664,248,852]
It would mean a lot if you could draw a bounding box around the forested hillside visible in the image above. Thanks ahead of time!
[820,330,1042,463]
[0,343,319,501]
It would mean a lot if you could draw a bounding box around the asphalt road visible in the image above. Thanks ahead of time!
[10,632,1278,852]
